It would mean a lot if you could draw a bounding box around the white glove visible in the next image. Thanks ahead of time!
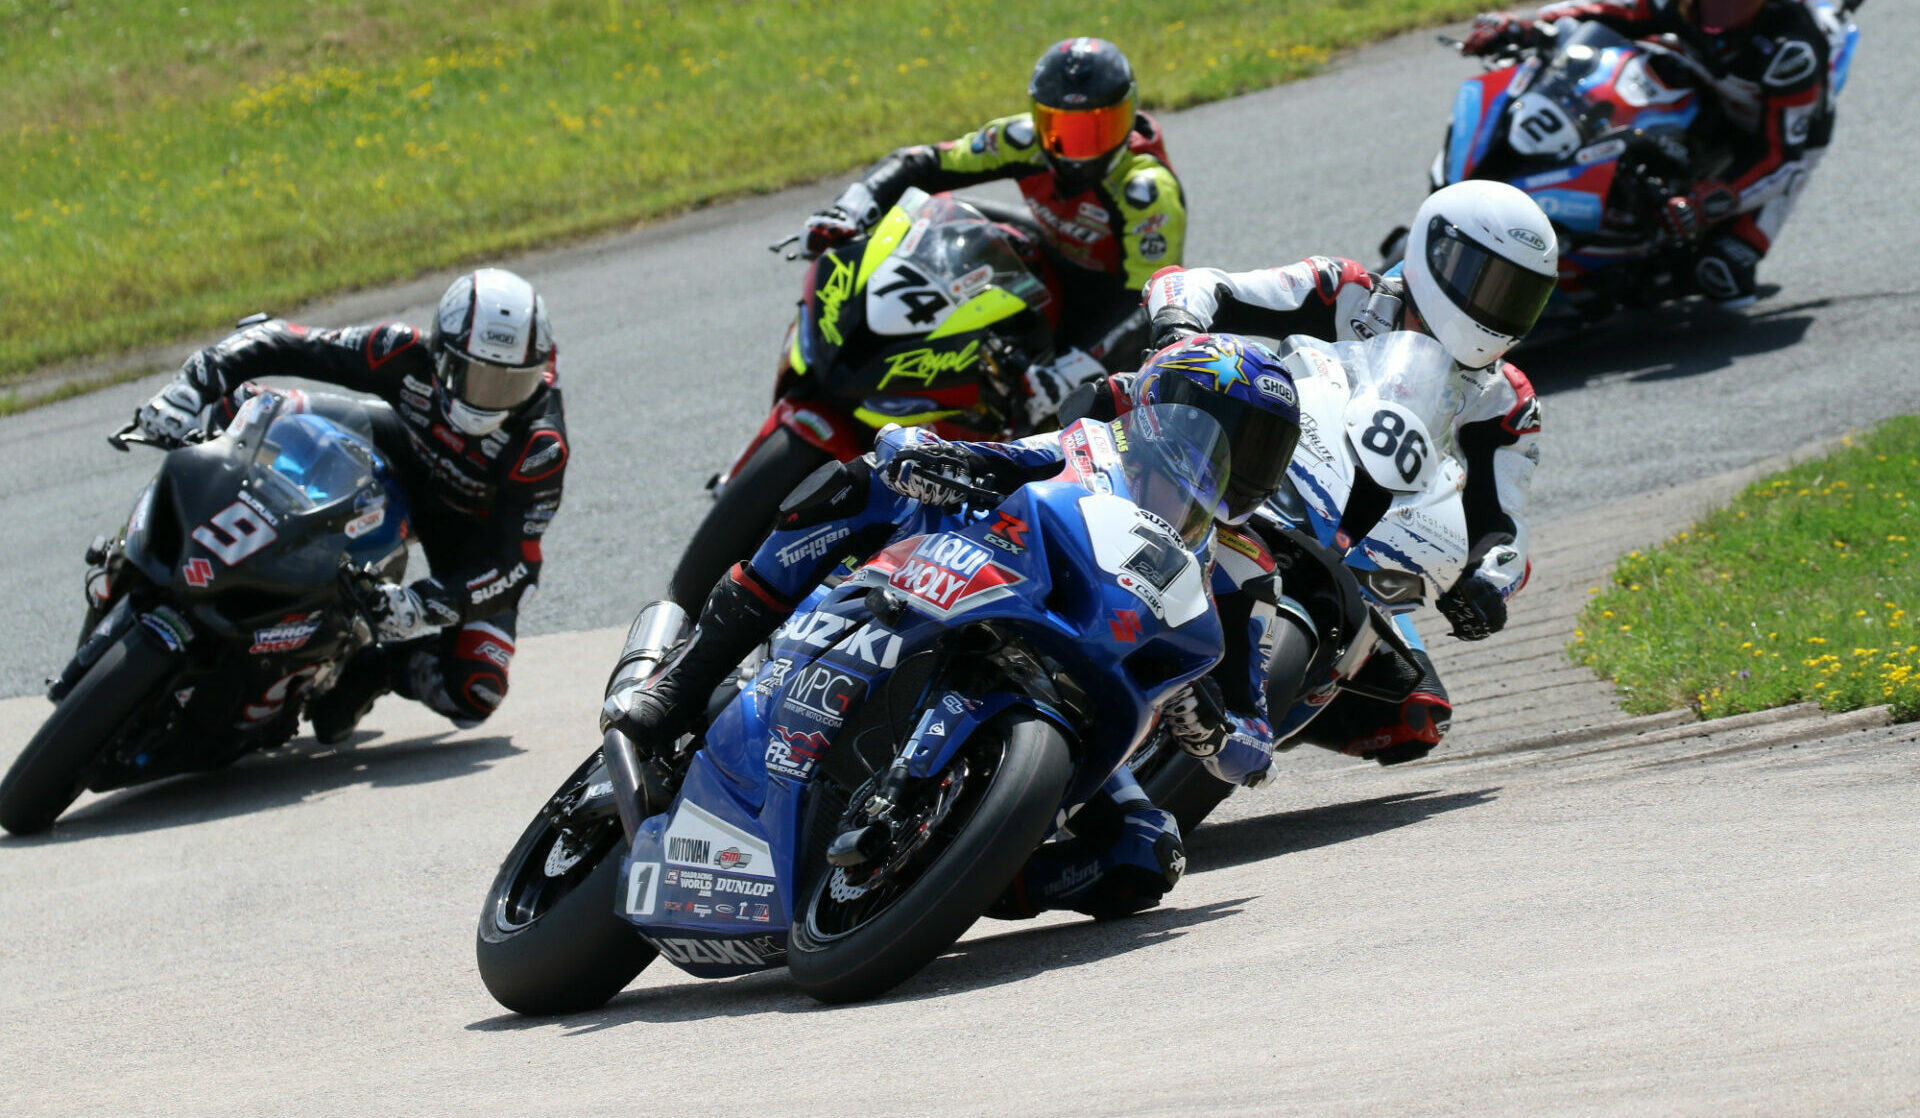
[363,582,432,643]
[136,381,207,444]
[1022,348,1105,427]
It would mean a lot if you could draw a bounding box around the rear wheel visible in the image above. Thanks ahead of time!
[0,625,178,835]
[669,426,834,609]
[788,711,1070,1004]
[475,751,657,1015]
[1135,612,1319,836]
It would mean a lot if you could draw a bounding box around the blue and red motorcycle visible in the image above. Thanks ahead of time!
[1386,2,1861,328]
[477,405,1233,1010]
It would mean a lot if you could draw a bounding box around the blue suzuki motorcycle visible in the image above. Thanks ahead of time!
[478,405,1234,1010]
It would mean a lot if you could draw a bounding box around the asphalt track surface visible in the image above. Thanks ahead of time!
[3,13,1918,1117]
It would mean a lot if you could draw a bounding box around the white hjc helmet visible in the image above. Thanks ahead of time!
[1403,181,1558,370]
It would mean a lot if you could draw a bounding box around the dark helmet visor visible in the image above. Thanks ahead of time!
[1424,216,1556,340]
[1157,374,1301,520]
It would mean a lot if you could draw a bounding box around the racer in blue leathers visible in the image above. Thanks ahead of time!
[605,335,1302,919]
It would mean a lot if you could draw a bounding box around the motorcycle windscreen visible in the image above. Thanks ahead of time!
[248,413,379,513]
[1107,404,1229,549]
[1342,331,1464,458]
[898,193,1052,307]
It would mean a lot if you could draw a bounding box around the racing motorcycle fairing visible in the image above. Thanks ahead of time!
[616,406,1231,976]
[1275,332,1471,607]
[781,190,1056,444]
[63,391,410,790]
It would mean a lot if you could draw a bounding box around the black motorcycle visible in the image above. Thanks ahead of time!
[0,391,410,834]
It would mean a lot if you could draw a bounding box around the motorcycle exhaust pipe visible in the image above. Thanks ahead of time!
[602,600,690,843]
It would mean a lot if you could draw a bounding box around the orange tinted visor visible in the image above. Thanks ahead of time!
[1032,100,1135,162]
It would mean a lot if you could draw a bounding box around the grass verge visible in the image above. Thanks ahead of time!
[1573,418,1920,722]
[2,0,1480,387]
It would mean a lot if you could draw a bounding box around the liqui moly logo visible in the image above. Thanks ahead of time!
[887,535,1022,618]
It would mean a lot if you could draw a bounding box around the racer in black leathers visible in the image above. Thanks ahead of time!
[801,36,1187,424]
[1139,258,1544,765]
[128,270,568,740]
[1462,0,1850,304]
[602,335,1302,918]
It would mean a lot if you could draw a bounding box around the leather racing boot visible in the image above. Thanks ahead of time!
[308,644,401,746]
[988,784,1186,921]
[605,564,793,759]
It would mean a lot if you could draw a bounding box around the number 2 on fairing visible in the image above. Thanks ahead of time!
[192,501,277,565]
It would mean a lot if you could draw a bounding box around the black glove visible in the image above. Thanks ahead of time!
[1147,308,1207,357]
[878,442,993,509]
[1436,573,1508,641]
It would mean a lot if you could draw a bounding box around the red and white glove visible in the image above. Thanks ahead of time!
[801,182,879,258]
[1461,12,1532,56]
[1661,180,1739,247]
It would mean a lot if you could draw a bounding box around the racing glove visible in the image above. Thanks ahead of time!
[1146,307,1207,357]
[1661,180,1739,248]
[1437,570,1509,641]
[136,379,208,444]
[1021,347,1106,428]
[1460,12,1533,57]
[359,581,433,643]
[801,181,880,258]
[877,441,990,510]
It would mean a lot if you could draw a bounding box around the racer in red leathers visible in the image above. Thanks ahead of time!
[1134,182,1559,766]
[129,270,568,742]
[799,36,1186,425]
[1461,0,1850,305]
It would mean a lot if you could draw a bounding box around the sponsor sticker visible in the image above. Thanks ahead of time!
[249,615,323,655]
[887,535,1023,617]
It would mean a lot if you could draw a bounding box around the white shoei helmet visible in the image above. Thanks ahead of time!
[1402,181,1558,369]
[428,268,556,435]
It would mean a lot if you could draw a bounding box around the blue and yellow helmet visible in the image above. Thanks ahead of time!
[1135,333,1301,523]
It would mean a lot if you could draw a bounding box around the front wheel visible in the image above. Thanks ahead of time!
[669,425,835,609]
[788,711,1071,1004]
[475,751,657,1015]
[0,625,179,835]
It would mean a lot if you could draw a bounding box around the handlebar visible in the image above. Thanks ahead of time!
[768,233,804,261]
[108,420,203,454]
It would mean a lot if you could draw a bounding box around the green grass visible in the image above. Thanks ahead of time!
[1573,418,1920,722]
[1,0,1481,385]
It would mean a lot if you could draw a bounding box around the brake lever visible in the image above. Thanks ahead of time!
[769,233,804,261]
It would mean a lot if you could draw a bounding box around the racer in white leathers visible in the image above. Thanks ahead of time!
[1136,181,1556,763]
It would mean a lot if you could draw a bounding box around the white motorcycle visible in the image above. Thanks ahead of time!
[1136,332,1463,832]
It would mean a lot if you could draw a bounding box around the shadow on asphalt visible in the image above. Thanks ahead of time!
[3,728,522,841]
[1518,288,1816,389]
[464,789,1496,1031]
[1186,788,1500,872]
[465,899,1254,1034]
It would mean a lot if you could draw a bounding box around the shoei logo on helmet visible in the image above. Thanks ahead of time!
[1507,228,1549,252]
